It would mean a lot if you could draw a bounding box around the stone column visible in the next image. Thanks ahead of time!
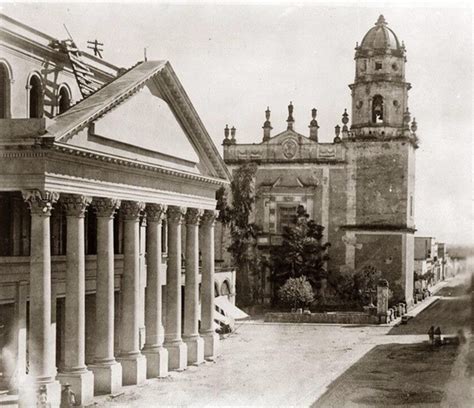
[117,200,147,385]
[6,280,28,392]
[138,215,147,350]
[183,208,204,365]
[200,210,219,360]
[57,194,94,405]
[164,206,187,371]
[89,198,122,395]
[21,190,61,407]
[142,204,168,378]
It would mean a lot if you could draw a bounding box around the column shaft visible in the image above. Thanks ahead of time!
[200,210,220,360]
[164,206,187,370]
[21,190,61,407]
[58,195,94,406]
[118,200,146,385]
[143,204,168,378]
[183,208,204,365]
[90,198,122,395]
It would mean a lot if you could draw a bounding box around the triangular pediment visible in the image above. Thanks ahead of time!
[46,61,230,180]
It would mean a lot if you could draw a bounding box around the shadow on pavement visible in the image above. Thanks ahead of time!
[313,341,459,407]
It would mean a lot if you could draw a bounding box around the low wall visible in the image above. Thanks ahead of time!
[265,312,380,324]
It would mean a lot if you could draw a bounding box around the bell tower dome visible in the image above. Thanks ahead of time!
[349,15,411,138]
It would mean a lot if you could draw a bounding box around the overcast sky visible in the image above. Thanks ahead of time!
[2,1,472,246]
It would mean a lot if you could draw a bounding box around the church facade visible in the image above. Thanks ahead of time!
[0,13,232,407]
[223,16,418,306]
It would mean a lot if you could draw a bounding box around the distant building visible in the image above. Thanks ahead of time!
[0,13,232,407]
[223,15,418,306]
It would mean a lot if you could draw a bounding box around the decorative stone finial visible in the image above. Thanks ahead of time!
[230,126,236,144]
[403,108,411,128]
[287,101,295,130]
[223,124,231,146]
[342,109,349,133]
[376,15,387,26]
[410,117,418,133]
[263,107,273,141]
[309,108,319,142]
[334,124,342,143]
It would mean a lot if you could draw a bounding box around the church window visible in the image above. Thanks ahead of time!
[410,196,413,216]
[0,63,11,118]
[28,74,43,118]
[392,63,398,71]
[57,85,71,114]
[372,95,384,123]
[375,62,383,70]
[278,205,298,233]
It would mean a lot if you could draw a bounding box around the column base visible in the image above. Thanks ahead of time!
[164,340,187,371]
[89,361,122,395]
[183,335,204,366]
[57,369,94,406]
[142,347,169,378]
[202,331,220,360]
[117,354,147,386]
[18,378,61,408]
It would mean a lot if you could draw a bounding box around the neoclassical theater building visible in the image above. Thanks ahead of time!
[224,16,418,306]
[0,13,232,406]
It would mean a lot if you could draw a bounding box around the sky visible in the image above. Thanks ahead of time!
[1,1,473,245]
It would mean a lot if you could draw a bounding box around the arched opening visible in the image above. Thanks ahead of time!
[57,85,71,114]
[221,280,231,300]
[372,95,384,124]
[28,74,43,118]
[214,282,220,297]
[0,63,11,118]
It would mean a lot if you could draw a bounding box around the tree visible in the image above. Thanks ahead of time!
[270,205,330,298]
[278,276,314,309]
[216,163,261,305]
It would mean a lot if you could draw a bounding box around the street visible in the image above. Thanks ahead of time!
[95,270,471,407]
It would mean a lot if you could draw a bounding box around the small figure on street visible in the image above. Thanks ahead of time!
[60,383,77,407]
[434,327,442,346]
[428,326,435,345]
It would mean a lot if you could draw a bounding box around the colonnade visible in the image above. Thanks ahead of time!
[20,190,219,407]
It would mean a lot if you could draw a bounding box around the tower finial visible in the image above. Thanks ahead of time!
[287,101,295,130]
[376,15,387,26]
[230,126,236,144]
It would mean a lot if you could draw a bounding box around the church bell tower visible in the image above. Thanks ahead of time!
[342,15,418,306]
[349,15,414,137]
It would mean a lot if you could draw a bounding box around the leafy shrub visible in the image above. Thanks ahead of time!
[278,276,314,309]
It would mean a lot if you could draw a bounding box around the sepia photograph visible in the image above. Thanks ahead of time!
[0,1,472,407]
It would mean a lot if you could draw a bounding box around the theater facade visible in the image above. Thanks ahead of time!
[0,14,231,407]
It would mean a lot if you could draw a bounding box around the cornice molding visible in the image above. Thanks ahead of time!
[51,143,226,186]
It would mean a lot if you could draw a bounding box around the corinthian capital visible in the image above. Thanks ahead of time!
[22,189,60,216]
[185,208,203,225]
[92,197,121,218]
[61,194,92,217]
[121,200,145,220]
[167,206,186,225]
[146,203,167,223]
[201,209,219,227]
